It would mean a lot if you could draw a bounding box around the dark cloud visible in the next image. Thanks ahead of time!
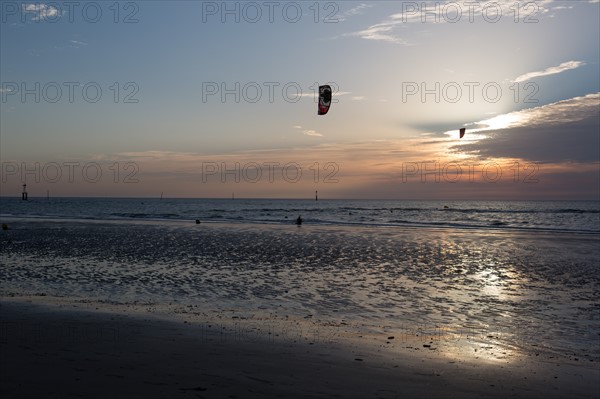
[455,114,600,163]
[453,93,600,163]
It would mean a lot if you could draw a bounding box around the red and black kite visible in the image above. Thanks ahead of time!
[318,85,332,115]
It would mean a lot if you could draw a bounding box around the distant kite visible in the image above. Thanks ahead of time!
[318,85,332,115]
[459,128,466,139]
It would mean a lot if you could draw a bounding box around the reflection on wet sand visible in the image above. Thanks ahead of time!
[1,219,598,367]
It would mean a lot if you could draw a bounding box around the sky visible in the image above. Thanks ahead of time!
[0,0,599,199]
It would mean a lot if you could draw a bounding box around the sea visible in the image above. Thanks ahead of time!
[0,197,598,233]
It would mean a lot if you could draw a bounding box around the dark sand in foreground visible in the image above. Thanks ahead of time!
[2,300,598,399]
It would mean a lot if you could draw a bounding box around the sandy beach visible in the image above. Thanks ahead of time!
[1,217,599,398]
[2,299,598,399]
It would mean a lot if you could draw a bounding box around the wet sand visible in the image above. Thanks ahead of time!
[1,299,599,399]
[2,219,599,359]
[1,218,599,397]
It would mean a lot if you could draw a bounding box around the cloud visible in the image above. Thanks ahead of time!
[292,125,324,137]
[113,150,197,161]
[345,0,566,44]
[297,91,351,98]
[454,93,600,163]
[336,3,373,22]
[34,126,599,199]
[389,0,557,23]
[69,40,88,48]
[467,93,599,132]
[346,23,408,44]
[513,61,585,83]
[302,130,323,137]
[22,3,62,21]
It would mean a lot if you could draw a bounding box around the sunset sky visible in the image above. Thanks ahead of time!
[1,0,599,199]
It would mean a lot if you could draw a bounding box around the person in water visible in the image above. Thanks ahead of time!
[295,216,303,225]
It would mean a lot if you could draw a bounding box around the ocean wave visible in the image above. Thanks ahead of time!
[1,198,598,235]
[3,212,598,234]
[109,212,182,219]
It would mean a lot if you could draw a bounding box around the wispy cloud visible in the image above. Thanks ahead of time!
[346,23,408,44]
[302,130,323,137]
[389,0,557,23]
[293,126,323,137]
[345,0,564,44]
[69,40,89,48]
[22,3,62,21]
[337,3,373,22]
[297,91,351,98]
[513,61,585,83]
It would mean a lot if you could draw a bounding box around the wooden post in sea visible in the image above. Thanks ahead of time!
[22,184,28,200]
[315,190,318,201]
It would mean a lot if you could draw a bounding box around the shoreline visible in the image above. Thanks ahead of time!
[2,299,599,399]
[2,212,600,236]
[2,214,600,237]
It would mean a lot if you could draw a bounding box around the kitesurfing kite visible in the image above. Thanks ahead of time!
[318,85,332,115]
[459,128,466,139]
